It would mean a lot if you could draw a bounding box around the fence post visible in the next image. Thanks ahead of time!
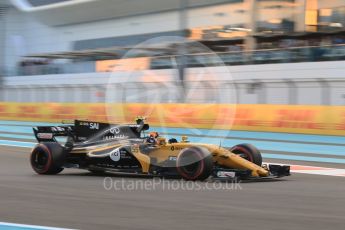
[285,79,297,105]
[318,78,330,105]
[231,81,240,104]
[254,79,265,104]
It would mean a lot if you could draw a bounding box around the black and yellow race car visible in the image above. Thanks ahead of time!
[30,118,290,181]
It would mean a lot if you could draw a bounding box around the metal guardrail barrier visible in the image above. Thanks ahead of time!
[1,79,345,105]
[1,44,345,76]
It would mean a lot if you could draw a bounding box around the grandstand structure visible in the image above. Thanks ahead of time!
[0,0,344,70]
[0,0,344,105]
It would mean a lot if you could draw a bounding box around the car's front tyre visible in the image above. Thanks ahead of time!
[230,143,262,166]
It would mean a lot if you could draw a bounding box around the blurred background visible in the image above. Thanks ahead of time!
[0,0,344,131]
[2,2,345,230]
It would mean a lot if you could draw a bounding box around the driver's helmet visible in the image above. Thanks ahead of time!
[146,132,159,144]
[149,132,159,138]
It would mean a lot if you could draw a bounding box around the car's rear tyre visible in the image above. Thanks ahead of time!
[30,142,65,175]
[230,143,262,166]
[176,146,213,181]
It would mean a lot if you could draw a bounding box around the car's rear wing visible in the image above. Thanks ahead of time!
[33,125,74,143]
[33,119,150,143]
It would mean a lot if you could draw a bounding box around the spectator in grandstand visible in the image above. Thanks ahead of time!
[227,45,242,52]
[320,36,332,47]
[18,59,51,75]
[308,38,325,61]
[332,35,345,44]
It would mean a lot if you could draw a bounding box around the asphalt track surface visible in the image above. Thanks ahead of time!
[1,146,345,230]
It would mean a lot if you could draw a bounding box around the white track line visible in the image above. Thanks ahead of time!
[265,162,345,177]
[0,222,75,230]
[290,165,345,177]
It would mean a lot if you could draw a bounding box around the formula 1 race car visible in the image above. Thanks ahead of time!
[30,118,290,181]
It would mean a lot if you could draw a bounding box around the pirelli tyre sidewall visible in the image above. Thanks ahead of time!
[176,146,213,181]
[230,143,262,166]
[30,142,66,175]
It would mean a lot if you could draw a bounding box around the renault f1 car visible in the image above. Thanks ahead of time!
[30,118,290,181]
